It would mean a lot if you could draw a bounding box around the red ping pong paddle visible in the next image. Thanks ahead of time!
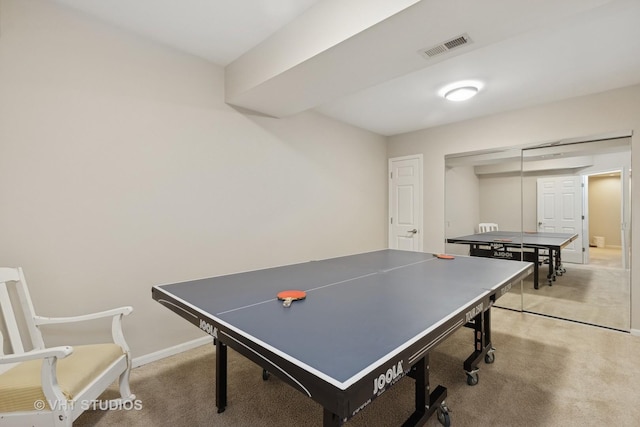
[277,290,306,307]
[435,254,454,259]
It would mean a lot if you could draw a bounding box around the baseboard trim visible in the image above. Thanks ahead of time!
[132,336,212,368]
[631,329,640,337]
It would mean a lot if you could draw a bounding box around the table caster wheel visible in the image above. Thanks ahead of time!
[262,369,270,380]
[437,403,451,427]
[484,351,495,364]
[466,372,478,386]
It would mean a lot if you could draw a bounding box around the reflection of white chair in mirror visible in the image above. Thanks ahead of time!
[0,267,135,426]
[478,223,499,233]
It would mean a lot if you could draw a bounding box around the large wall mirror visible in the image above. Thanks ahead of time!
[445,133,631,331]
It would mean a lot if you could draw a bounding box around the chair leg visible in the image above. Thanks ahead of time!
[117,365,135,401]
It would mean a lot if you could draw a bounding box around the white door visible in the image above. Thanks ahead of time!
[536,176,583,263]
[389,155,423,251]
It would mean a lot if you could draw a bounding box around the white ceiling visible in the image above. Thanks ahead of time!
[52,0,640,136]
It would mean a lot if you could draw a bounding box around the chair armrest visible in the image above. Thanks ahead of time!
[34,306,133,325]
[34,306,133,362]
[0,346,73,364]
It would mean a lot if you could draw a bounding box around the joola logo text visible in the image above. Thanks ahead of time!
[500,282,512,296]
[465,303,484,322]
[199,319,217,337]
[373,360,404,395]
[492,250,514,259]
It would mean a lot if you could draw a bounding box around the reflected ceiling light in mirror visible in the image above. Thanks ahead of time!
[439,80,483,102]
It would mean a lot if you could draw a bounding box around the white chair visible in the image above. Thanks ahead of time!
[478,223,499,233]
[0,267,134,426]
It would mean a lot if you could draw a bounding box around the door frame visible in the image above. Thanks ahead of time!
[584,168,630,269]
[388,154,423,251]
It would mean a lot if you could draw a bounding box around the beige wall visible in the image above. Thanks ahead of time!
[388,84,640,332]
[589,175,622,247]
[0,0,387,357]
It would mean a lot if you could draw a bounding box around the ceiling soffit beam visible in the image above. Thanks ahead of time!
[224,0,422,116]
[224,0,615,118]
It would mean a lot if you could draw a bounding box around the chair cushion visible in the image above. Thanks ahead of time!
[0,343,124,412]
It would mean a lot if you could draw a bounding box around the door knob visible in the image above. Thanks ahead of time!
[409,229,418,234]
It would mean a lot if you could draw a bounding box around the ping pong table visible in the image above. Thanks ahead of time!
[447,231,578,289]
[152,249,532,426]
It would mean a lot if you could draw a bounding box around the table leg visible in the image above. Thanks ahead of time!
[547,249,555,285]
[323,408,342,426]
[463,308,494,385]
[215,338,227,413]
[414,354,427,418]
[533,248,540,289]
[555,248,566,275]
[403,355,448,426]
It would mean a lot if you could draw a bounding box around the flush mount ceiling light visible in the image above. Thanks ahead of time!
[439,80,483,102]
[444,86,478,101]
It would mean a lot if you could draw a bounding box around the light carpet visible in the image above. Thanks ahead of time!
[75,308,640,426]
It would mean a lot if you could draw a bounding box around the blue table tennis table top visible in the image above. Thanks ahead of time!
[153,249,532,390]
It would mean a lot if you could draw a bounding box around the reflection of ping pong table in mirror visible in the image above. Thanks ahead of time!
[445,134,631,331]
[447,231,578,289]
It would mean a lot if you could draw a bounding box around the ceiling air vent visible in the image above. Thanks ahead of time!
[419,33,472,59]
